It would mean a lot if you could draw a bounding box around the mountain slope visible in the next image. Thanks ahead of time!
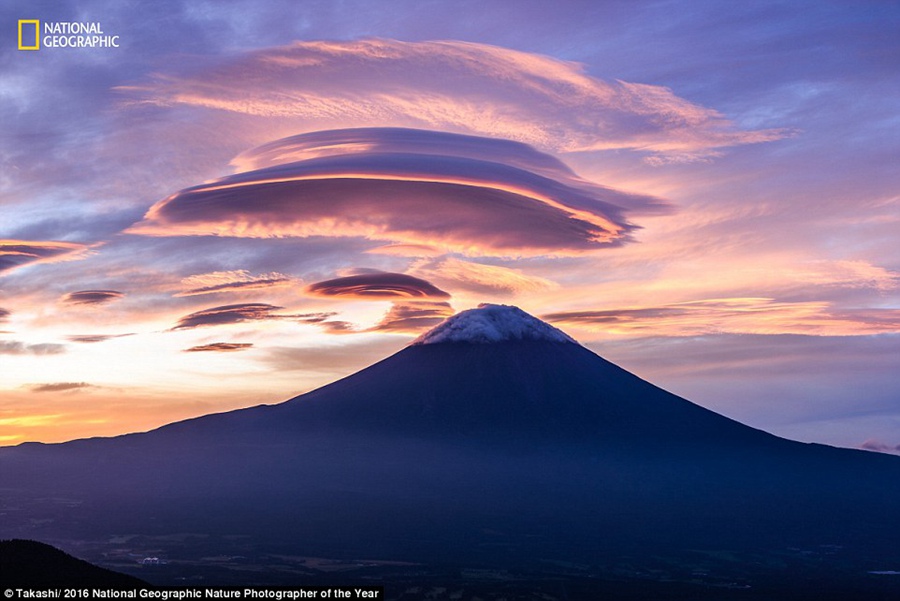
[0,539,148,587]
[1,305,899,587]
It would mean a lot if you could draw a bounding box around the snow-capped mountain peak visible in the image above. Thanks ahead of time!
[411,303,577,345]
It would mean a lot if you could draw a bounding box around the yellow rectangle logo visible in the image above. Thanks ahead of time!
[18,19,40,50]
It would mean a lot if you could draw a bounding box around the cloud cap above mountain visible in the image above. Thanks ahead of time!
[129,128,666,257]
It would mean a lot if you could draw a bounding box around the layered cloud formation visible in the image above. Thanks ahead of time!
[130,128,663,257]
[307,272,449,299]
[0,240,89,274]
[126,39,787,162]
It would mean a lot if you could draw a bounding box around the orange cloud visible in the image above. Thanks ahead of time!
[27,382,95,393]
[369,301,455,333]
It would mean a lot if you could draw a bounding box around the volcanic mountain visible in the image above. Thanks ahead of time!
[2,304,900,592]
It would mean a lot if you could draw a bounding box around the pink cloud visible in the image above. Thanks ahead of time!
[370,301,455,333]
[175,270,294,297]
[124,39,788,162]
[411,257,557,296]
[0,240,90,275]
[544,298,900,337]
[861,439,900,454]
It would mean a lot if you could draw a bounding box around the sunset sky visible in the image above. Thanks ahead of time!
[2,0,898,452]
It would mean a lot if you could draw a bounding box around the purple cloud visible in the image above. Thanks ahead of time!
[61,290,125,306]
[129,128,664,257]
[171,303,336,330]
[172,303,284,330]
[307,272,450,299]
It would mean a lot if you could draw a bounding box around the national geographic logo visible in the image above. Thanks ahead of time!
[17,20,39,50]
[17,19,120,50]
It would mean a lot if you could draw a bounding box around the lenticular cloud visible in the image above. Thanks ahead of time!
[129,128,665,258]
[307,272,450,300]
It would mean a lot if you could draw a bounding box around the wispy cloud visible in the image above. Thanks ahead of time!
[411,257,557,296]
[264,338,406,374]
[66,334,134,344]
[27,382,95,393]
[369,301,455,333]
[544,298,900,337]
[171,303,335,330]
[0,341,66,355]
[0,240,90,275]
[124,39,788,162]
[175,270,294,296]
